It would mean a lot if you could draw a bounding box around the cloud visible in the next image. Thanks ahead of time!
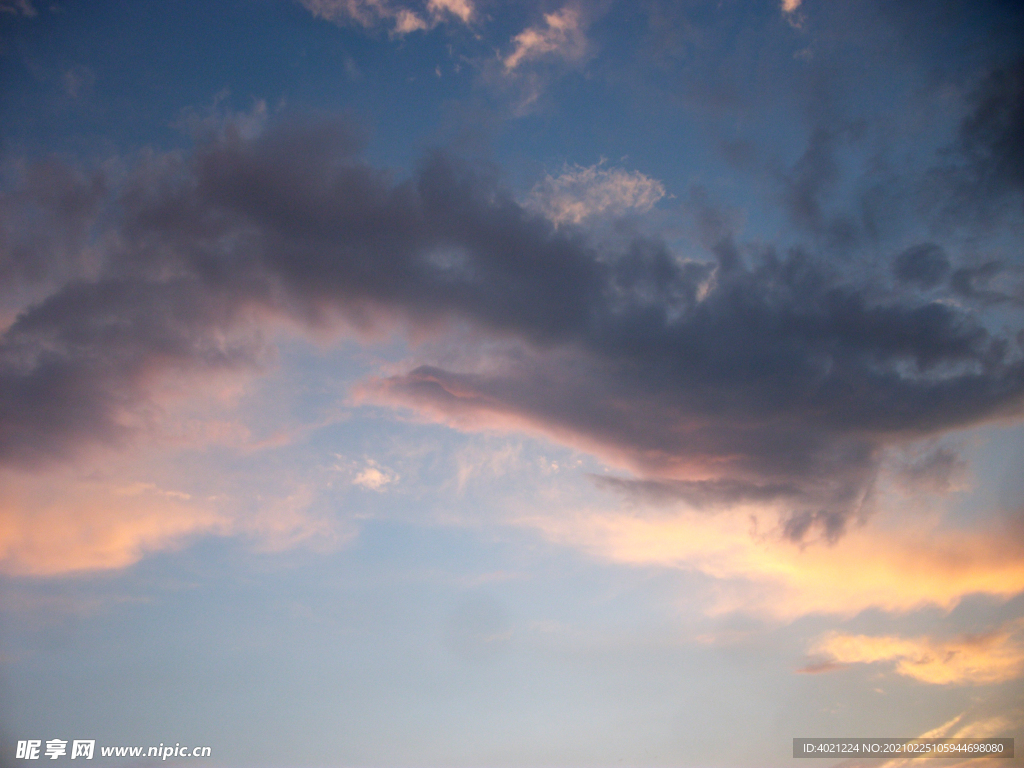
[837,706,1022,768]
[925,56,1024,229]
[527,163,667,226]
[0,158,107,301]
[452,441,523,492]
[766,55,1024,256]
[0,275,273,468]
[954,57,1024,204]
[806,619,1024,684]
[892,243,951,289]
[352,459,398,490]
[2,116,1023,544]
[60,66,96,100]
[779,124,850,239]
[243,483,358,552]
[503,7,588,71]
[0,469,228,575]
[916,710,1014,739]
[300,0,387,27]
[427,0,472,24]
[0,0,36,17]
[358,255,1024,538]
[514,505,1024,619]
[891,444,968,494]
[298,0,472,35]
[947,259,1024,307]
[0,439,368,575]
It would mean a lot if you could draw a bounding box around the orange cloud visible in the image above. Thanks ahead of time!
[517,506,1024,619]
[836,709,1020,768]
[0,458,361,575]
[0,470,229,576]
[807,620,1024,685]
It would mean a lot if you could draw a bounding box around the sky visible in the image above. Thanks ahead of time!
[1,1,1023,767]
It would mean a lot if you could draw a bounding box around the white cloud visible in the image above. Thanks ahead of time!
[527,163,667,226]
[353,460,398,490]
[503,7,588,71]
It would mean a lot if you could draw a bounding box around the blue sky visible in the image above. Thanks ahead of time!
[1,1,1024,767]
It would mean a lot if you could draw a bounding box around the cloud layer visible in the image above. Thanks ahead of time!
[2,108,1023,542]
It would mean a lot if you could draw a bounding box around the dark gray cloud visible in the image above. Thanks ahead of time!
[928,55,1024,228]
[1,116,1022,541]
[0,159,106,294]
[0,276,270,466]
[947,260,1024,308]
[956,56,1024,202]
[642,1,1023,255]
[892,243,950,289]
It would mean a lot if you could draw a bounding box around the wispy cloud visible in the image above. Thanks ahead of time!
[299,0,473,35]
[503,6,588,71]
[61,65,96,100]
[243,483,358,553]
[0,0,36,17]
[835,707,1020,768]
